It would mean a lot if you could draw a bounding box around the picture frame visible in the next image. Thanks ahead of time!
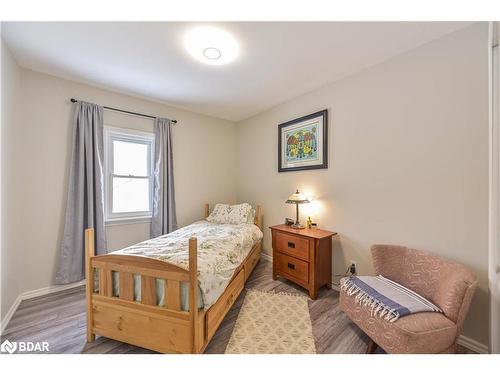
[278,109,328,172]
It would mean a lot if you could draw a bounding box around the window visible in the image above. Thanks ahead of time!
[104,126,155,223]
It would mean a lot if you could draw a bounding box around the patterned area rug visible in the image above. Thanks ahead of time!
[225,289,316,354]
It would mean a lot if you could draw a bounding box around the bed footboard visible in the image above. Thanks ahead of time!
[85,229,202,353]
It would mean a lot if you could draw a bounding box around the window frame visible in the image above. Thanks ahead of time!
[104,126,155,224]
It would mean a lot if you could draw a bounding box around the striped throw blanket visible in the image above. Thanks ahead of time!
[340,275,442,322]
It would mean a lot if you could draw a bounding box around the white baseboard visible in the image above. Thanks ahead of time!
[0,294,23,336]
[458,335,489,354]
[19,280,85,300]
[0,280,85,336]
[261,252,272,262]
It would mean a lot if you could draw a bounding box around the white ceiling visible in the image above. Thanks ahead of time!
[2,22,473,122]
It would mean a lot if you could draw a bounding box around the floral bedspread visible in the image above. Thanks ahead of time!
[112,220,263,308]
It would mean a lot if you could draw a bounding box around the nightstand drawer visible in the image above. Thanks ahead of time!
[275,252,309,284]
[275,232,309,261]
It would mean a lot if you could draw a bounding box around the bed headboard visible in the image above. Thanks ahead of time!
[204,203,262,230]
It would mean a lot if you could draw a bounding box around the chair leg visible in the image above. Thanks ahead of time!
[366,339,378,354]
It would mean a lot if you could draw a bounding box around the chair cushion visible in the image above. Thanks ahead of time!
[340,288,457,353]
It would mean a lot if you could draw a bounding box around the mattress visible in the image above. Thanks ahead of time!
[110,220,263,310]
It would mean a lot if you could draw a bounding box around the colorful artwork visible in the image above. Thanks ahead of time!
[285,124,318,162]
[278,109,328,172]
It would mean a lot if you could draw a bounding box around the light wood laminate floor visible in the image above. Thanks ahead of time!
[1,259,472,354]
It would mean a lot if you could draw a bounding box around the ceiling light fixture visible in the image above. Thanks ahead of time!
[203,47,222,60]
[185,26,239,66]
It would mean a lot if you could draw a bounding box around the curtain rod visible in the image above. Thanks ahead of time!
[70,98,178,124]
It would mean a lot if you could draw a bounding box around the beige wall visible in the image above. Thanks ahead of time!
[0,58,237,321]
[1,39,22,320]
[235,23,489,345]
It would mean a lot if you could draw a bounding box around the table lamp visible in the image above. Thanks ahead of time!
[286,189,310,229]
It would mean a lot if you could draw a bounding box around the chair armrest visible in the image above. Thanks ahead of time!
[433,268,477,323]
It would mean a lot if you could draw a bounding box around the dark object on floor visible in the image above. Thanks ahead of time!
[366,339,378,354]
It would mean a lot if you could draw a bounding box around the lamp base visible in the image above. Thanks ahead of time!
[291,223,305,229]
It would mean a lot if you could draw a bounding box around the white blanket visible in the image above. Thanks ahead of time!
[113,220,263,307]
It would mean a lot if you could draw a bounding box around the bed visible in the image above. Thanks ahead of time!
[85,204,263,353]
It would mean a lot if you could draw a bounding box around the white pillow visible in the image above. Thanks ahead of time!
[246,208,256,224]
[207,203,253,224]
[227,203,252,224]
[206,203,230,224]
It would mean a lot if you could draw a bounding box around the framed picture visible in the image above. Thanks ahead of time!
[278,109,328,172]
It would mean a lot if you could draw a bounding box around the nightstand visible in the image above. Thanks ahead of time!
[270,224,337,299]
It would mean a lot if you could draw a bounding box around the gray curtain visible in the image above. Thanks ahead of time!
[151,117,177,237]
[55,101,107,284]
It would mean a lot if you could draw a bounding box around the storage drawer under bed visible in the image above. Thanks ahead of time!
[244,245,261,281]
[205,269,244,341]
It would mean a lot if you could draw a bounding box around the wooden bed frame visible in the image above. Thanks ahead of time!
[85,204,262,353]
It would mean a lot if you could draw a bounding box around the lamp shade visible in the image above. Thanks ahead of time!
[286,189,310,204]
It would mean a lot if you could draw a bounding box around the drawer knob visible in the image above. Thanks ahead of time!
[287,262,295,270]
[287,241,295,248]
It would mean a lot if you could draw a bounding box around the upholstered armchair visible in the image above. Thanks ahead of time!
[340,244,478,354]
